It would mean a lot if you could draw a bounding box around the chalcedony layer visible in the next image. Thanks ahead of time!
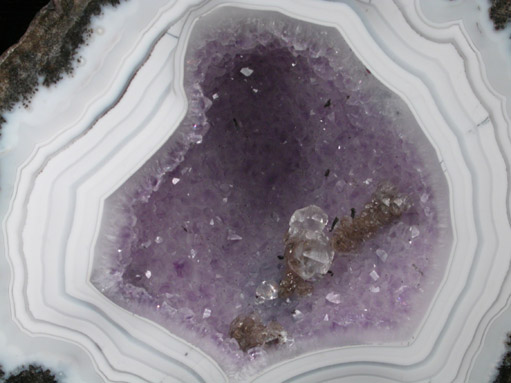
[92,8,451,373]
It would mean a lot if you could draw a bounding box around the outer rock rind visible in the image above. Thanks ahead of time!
[489,0,511,30]
[0,0,123,128]
[4,365,57,383]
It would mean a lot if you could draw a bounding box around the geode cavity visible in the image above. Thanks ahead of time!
[92,7,451,375]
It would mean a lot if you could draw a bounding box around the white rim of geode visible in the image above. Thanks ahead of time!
[2,0,510,382]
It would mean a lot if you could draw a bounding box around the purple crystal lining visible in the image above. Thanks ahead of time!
[92,10,451,373]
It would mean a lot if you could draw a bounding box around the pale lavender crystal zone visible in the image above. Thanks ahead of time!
[93,11,450,366]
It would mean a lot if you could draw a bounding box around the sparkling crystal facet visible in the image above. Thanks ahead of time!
[255,280,279,303]
[376,249,389,262]
[326,292,342,304]
[285,205,334,280]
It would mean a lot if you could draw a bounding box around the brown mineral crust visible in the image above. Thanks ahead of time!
[278,229,317,298]
[229,313,267,352]
[0,0,123,127]
[494,332,511,383]
[263,321,286,346]
[278,268,313,299]
[283,240,300,279]
[228,313,286,352]
[331,182,409,254]
[489,0,511,30]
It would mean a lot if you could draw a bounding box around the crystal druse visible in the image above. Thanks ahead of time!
[92,7,452,373]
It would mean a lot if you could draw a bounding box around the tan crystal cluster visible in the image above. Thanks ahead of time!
[230,183,410,352]
[228,313,287,352]
[278,269,313,299]
[331,182,410,254]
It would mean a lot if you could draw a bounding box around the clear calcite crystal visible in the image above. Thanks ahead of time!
[91,7,451,374]
[289,205,329,237]
[285,205,334,280]
[255,280,279,303]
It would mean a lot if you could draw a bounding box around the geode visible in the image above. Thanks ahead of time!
[4,0,511,381]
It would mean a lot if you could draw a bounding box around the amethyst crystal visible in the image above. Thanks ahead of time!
[92,8,451,374]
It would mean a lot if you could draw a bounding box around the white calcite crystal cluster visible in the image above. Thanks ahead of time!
[91,7,451,375]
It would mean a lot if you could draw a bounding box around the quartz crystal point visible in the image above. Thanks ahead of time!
[285,205,334,280]
[255,280,279,303]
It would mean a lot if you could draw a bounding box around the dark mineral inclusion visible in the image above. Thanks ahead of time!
[0,0,124,128]
[490,0,511,30]
[0,365,57,383]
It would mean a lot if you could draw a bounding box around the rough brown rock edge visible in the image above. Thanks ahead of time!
[493,332,511,383]
[3,364,57,383]
[0,0,124,129]
[489,0,511,30]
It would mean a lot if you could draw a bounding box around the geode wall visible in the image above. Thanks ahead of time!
[92,8,452,376]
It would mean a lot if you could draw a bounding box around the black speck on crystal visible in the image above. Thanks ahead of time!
[329,216,339,232]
